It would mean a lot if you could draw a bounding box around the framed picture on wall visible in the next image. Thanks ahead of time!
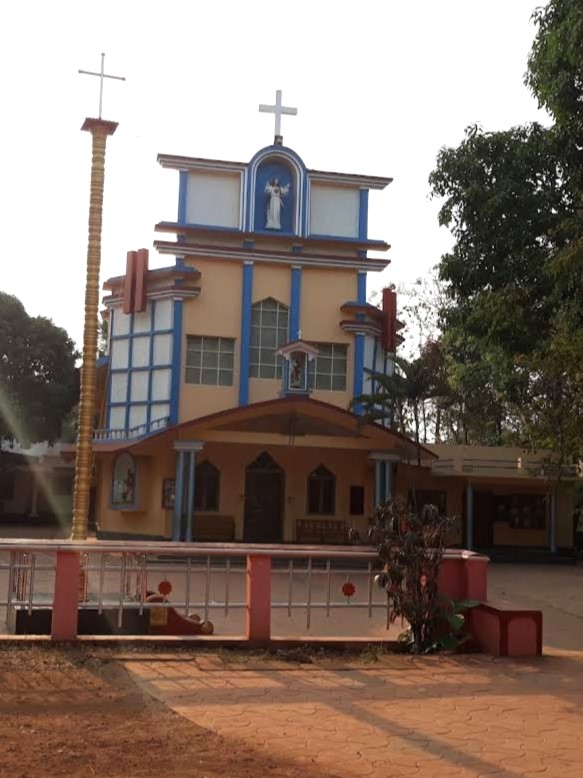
[162,478,175,509]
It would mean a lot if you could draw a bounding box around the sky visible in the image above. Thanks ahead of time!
[0,0,549,348]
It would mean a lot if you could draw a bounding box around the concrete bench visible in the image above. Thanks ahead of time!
[468,601,542,657]
[193,514,235,542]
[296,519,347,545]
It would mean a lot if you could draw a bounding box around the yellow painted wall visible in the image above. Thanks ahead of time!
[252,264,290,306]
[198,442,374,542]
[95,438,576,549]
[96,441,375,542]
[180,258,241,422]
[97,450,174,538]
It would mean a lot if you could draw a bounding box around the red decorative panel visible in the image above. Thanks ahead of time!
[134,248,149,313]
[123,251,137,314]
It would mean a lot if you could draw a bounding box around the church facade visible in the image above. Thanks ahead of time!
[91,103,578,552]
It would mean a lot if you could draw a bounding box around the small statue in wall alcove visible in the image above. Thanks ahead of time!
[290,352,305,390]
[265,178,290,230]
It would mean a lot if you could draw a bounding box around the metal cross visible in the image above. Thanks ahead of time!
[259,90,297,139]
[78,53,126,119]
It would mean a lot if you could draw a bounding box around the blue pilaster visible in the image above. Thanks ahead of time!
[550,490,557,553]
[170,300,183,425]
[357,271,367,304]
[172,450,186,542]
[178,171,188,224]
[353,334,365,412]
[466,483,474,550]
[353,272,367,414]
[185,451,196,543]
[290,266,302,341]
[239,262,254,406]
[359,189,369,240]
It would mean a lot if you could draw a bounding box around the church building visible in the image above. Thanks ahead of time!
[91,93,578,553]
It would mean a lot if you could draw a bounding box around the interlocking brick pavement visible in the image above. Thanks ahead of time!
[125,564,583,778]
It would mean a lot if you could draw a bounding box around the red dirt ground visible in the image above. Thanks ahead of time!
[0,645,338,778]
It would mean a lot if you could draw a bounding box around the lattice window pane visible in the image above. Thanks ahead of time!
[185,336,235,386]
[310,343,348,392]
[249,298,289,381]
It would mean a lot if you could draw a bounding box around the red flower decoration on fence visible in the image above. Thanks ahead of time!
[158,580,173,596]
[342,582,356,598]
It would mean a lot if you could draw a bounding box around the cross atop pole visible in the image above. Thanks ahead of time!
[79,52,126,119]
[259,90,297,145]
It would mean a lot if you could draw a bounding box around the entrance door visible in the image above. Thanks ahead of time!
[244,453,284,543]
[474,491,495,548]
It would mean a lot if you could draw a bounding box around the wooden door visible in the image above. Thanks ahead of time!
[244,453,284,543]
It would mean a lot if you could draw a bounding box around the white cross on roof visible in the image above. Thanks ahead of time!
[258,90,297,141]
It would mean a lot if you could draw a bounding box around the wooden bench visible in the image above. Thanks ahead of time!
[193,514,235,542]
[467,601,542,657]
[296,519,347,545]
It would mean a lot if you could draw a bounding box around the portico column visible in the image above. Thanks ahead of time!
[549,489,557,554]
[185,452,196,543]
[466,483,474,551]
[174,441,205,542]
[172,450,186,542]
[384,461,395,503]
[374,460,383,507]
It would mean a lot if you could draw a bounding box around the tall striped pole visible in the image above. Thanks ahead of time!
[71,118,118,540]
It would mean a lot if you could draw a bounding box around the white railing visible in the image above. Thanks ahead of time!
[93,416,170,442]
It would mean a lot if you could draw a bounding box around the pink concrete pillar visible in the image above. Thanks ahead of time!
[464,558,488,601]
[438,558,465,600]
[51,551,80,641]
[246,555,271,643]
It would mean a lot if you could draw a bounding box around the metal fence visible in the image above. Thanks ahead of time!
[0,541,487,640]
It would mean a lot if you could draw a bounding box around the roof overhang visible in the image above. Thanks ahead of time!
[94,397,437,460]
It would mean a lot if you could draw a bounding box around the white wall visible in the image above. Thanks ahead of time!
[186,172,241,229]
[310,184,360,238]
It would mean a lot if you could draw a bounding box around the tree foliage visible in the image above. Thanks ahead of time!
[426,0,583,463]
[0,292,79,445]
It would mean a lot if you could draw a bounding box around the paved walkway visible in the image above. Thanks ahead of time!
[125,563,583,778]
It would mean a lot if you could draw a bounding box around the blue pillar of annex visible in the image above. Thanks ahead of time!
[465,483,474,550]
[172,441,204,542]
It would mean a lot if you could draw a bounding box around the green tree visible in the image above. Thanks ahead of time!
[428,0,583,455]
[0,293,79,445]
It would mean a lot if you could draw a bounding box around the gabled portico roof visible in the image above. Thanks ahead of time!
[95,397,436,462]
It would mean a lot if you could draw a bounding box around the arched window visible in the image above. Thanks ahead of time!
[111,453,137,507]
[250,298,289,379]
[195,460,220,512]
[307,465,336,515]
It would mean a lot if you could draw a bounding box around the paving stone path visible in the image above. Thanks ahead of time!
[125,564,583,778]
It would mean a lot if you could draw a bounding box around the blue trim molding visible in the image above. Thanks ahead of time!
[146,302,156,428]
[170,299,183,425]
[239,262,254,405]
[358,189,369,240]
[353,271,367,413]
[290,266,302,341]
[178,171,188,224]
[124,313,135,430]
